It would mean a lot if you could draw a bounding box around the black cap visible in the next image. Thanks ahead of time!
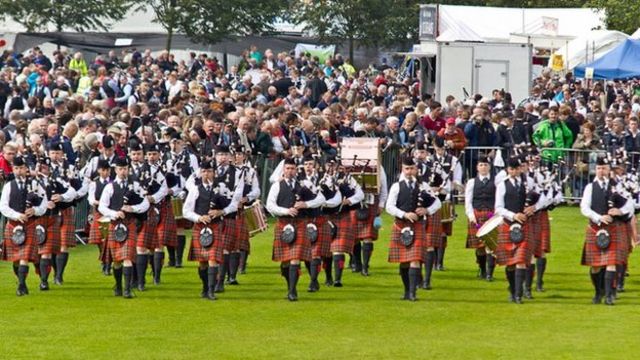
[284,158,296,166]
[433,136,445,148]
[114,157,129,167]
[97,159,111,170]
[215,145,230,154]
[13,156,26,167]
[415,141,428,151]
[507,157,521,169]
[596,157,609,166]
[325,155,337,164]
[38,157,51,167]
[201,160,214,170]
[144,143,160,153]
[429,173,443,187]
[102,135,115,149]
[478,156,490,164]
[170,131,182,141]
[129,139,143,152]
[303,154,315,163]
[48,141,63,152]
[402,157,415,167]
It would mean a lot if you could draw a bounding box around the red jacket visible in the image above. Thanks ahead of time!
[420,115,445,133]
[0,154,13,178]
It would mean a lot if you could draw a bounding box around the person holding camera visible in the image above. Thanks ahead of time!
[532,106,574,163]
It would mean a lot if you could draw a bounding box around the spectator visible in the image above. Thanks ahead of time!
[532,106,574,163]
[437,117,466,156]
[0,142,16,180]
[420,101,445,135]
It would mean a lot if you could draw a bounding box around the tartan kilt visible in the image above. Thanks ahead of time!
[272,218,312,262]
[537,210,551,255]
[466,209,493,249]
[39,215,61,255]
[88,210,105,245]
[188,222,224,263]
[220,217,238,251]
[2,220,38,262]
[176,219,193,229]
[388,219,426,263]
[495,222,532,266]
[355,204,379,241]
[156,199,177,247]
[528,212,542,258]
[136,206,159,249]
[106,219,136,262]
[424,211,443,248]
[236,212,250,252]
[330,210,357,254]
[59,207,76,248]
[581,221,629,267]
[313,215,333,259]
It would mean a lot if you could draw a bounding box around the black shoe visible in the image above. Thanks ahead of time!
[592,295,603,304]
[153,278,160,286]
[536,284,545,292]
[175,261,183,269]
[123,289,134,299]
[39,282,50,291]
[514,297,523,304]
[422,281,432,290]
[361,269,369,276]
[486,275,494,282]
[214,283,225,293]
[137,284,146,292]
[53,278,62,285]
[16,286,26,297]
[435,265,444,271]
[324,278,334,286]
[114,287,123,297]
[617,284,625,293]
[524,289,533,300]
[333,281,343,288]
[227,278,239,286]
[205,290,217,301]
[239,269,246,275]
[604,296,614,306]
[401,292,410,300]
[287,293,298,301]
[408,294,418,302]
[307,280,319,292]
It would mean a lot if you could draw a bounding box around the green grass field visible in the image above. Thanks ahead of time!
[0,206,639,359]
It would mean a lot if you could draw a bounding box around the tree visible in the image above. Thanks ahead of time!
[0,0,134,32]
[146,0,288,53]
[587,0,640,35]
[292,0,418,61]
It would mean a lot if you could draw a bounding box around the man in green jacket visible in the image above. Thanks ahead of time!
[532,106,574,163]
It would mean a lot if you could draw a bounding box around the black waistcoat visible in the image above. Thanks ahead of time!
[9,179,27,213]
[472,176,495,210]
[503,179,525,214]
[395,180,420,214]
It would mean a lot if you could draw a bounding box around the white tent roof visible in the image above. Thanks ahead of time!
[433,5,605,42]
[553,30,629,70]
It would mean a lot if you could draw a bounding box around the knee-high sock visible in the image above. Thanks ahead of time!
[536,257,547,288]
[590,270,602,298]
[123,266,133,292]
[477,253,487,276]
[506,268,515,298]
[525,264,535,291]
[604,270,616,299]
[176,236,186,265]
[409,267,420,298]
[400,266,409,297]
[352,242,362,270]
[198,267,208,293]
[515,268,526,299]
[153,252,164,283]
[55,252,69,281]
[322,256,333,281]
[113,267,123,291]
[436,245,445,267]
[362,242,373,271]
[219,254,230,284]
[39,258,51,282]
[207,266,218,293]
[333,254,345,283]
[280,264,290,289]
[136,254,148,287]
[487,255,496,278]
[17,265,29,289]
[288,264,300,296]
[167,246,176,266]
[228,252,240,280]
[616,264,625,289]
[309,258,320,282]
[239,250,248,272]
[424,251,435,285]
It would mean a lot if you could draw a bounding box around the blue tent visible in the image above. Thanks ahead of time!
[574,38,640,80]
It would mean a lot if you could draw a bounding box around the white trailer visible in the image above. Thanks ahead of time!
[399,41,532,104]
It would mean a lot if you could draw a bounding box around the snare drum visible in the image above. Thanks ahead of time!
[476,215,504,252]
[98,218,111,240]
[244,201,268,237]
[172,198,184,220]
[440,201,456,223]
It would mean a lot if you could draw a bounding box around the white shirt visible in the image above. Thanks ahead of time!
[494,177,545,221]
[98,178,150,221]
[88,176,110,205]
[385,174,441,219]
[0,178,48,221]
[182,178,244,223]
[266,178,325,217]
[238,164,261,203]
[580,180,634,225]
[464,174,491,219]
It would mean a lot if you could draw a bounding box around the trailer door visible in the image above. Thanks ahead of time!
[474,60,508,96]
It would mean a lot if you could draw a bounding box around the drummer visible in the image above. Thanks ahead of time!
[0,156,48,296]
[580,157,633,305]
[87,159,113,275]
[609,157,634,295]
[386,157,441,301]
[494,157,543,304]
[228,144,260,282]
[464,156,497,281]
[98,157,150,299]
[429,136,462,271]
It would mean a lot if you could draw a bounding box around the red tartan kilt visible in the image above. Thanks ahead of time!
[528,212,542,257]
[424,211,443,248]
[137,206,159,249]
[107,219,136,262]
[388,219,426,263]
[60,207,76,248]
[39,216,61,255]
[236,213,250,252]
[312,215,333,258]
[582,221,629,267]
[330,210,357,254]
[466,209,493,249]
[176,219,193,229]
[188,222,224,263]
[272,218,312,262]
[495,222,532,266]
[537,210,551,255]
[88,210,105,245]
[355,204,379,241]
[156,199,177,247]
[2,220,38,262]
